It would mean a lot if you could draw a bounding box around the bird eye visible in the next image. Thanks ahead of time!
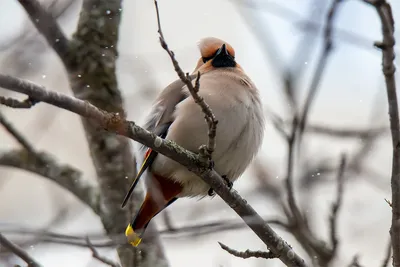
[202,56,213,63]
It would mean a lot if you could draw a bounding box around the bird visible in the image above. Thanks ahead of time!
[121,37,265,246]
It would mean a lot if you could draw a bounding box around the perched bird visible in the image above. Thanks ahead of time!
[122,37,265,246]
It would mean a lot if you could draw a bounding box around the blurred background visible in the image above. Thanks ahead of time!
[0,0,399,266]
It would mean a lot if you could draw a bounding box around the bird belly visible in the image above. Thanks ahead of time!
[150,107,263,198]
[149,84,264,198]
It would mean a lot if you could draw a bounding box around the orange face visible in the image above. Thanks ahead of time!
[193,37,236,73]
[198,37,235,59]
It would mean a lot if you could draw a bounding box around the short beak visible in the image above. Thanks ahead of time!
[212,44,236,68]
[215,44,229,57]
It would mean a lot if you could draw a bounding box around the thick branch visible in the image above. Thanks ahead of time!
[67,2,168,265]
[0,232,43,267]
[0,75,306,267]
[0,149,102,215]
[360,1,398,266]
[14,0,166,265]
[17,0,69,59]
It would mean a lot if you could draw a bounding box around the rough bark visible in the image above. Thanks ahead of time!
[62,1,168,266]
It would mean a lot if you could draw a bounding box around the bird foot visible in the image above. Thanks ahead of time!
[208,188,216,196]
[208,175,232,196]
[222,175,233,189]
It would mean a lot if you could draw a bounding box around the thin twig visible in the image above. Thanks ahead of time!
[0,232,43,267]
[0,216,289,249]
[286,117,302,220]
[0,112,36,154]
[0,74,306,267]
[86,237,121,267]
[233,0,399,53]
[268,110,387,140]
[347,255,363,267]
[359,1,398,266]
[381,238,392,267]
[285,117,334,264]
[305,124,386,139]
[329,154,346,256]
[0,96,38,109]
[17,0,69,58]
[218,242,277,259]
[153,0,218,159]
[281,0,329,115]
[298,0,343,139]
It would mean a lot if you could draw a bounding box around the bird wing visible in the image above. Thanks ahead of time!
[121,75,196,208]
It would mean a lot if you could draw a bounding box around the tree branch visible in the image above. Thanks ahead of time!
[17,0,69,59]
[218,242,277,260]
[0,112,36,154]
[360,1,398,266]
[154,0,218,158]
[66,1,168,265]
[381,238,392,267]
[0,149,102,216]
[0,232,43,267]
[298,0,343,139]
[13,0,167,265]
[0,74,306,267]
[329,154,346,256]
[0,95,38,109]
[347,255,363,267]
[86,237,121,267]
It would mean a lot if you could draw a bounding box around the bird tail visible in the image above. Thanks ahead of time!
[125,174,183,246]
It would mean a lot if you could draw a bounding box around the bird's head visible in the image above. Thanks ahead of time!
[194,37,237,72]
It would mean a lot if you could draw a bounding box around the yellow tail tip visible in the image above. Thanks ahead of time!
[125,225,142,247]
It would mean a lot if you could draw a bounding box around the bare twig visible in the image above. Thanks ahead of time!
[284,118,334,264]
[381,238,392,267]
[305,124,387,139]
[281,0,329,115]
[0,112,36,154]
[162,211,176,232]
[0,96,38,109]
[233,0,395,53]
[17,0,69,58]
[0,232,42,267]
[360,1,398,266]
[329,154,346,256]
[159,217,290,238]
[154,0,218,159]
[285,117,302,220]
[0,74,306,267]
[268,110,387,140]
[298,0,343,139]
[0,149,101,216]
[347,255,363,267]
[218,242,277,259]
[86,237,121,267]
[0,216,289,249]
[276,3,347,260]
